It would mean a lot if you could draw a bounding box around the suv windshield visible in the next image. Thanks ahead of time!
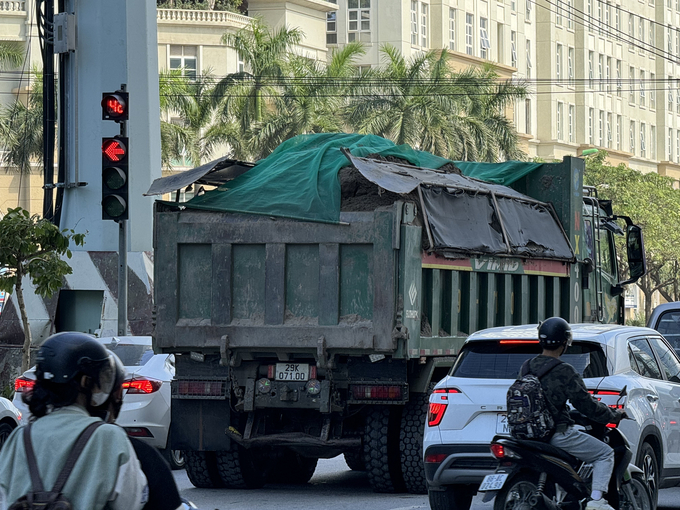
[450,341,608,379]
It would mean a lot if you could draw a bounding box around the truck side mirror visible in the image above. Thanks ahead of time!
[612,222,646,294]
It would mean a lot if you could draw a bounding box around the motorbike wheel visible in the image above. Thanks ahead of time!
[493,473,552,510]
[620,473,653,510]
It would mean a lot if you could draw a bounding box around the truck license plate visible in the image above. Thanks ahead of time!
[478,473,508,491]
[275,363,309,381]
[496,413,510,435]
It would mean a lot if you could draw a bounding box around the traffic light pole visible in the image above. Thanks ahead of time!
[117,84,128,337]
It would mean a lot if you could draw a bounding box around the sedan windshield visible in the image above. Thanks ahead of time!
[102,342,154,367]
[450,341,608,379]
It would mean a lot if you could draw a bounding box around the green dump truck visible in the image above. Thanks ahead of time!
[149,134,645,493]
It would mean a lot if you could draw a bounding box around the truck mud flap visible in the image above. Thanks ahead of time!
[171,399,232,451]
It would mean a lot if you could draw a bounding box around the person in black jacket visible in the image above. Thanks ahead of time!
[527,317,626,510]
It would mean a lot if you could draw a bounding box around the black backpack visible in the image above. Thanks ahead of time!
[9,421,103,510]
[506,358,562,441]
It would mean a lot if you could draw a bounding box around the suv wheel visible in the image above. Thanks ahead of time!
[636,442,659,510]
[428,485,475,510]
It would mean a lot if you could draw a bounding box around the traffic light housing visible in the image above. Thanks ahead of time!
[101,91,129,122]
[102,136,129,221]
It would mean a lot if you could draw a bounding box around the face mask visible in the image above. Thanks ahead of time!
[90,355,116,407]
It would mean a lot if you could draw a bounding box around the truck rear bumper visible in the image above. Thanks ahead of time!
[226,428,360,458]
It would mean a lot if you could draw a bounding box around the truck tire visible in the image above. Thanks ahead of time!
[184,451,224,489]
[428,485,475,510]
[400,389,431,494]
[343,451,366,471]
[269,451,318,484]
[363,407,406,493]
[215,444,268,489]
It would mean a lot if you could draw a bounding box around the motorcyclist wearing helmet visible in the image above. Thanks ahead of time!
[525,317,626,510]
[92,350,184,510]
[0,332,148,510]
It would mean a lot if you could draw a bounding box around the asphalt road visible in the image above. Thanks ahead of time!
[173,456,677,510]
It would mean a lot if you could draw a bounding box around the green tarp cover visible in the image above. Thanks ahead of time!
[456,160,544,186]
[183,133,543,223]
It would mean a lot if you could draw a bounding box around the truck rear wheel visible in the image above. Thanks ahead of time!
[269,450,318,484]
[184,451,224,489]
[400,389,431,494]
[363,407,406,493]
[216,445,268,489]
[344,451,366,471]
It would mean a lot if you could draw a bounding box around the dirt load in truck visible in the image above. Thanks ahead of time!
[146,133,645,494]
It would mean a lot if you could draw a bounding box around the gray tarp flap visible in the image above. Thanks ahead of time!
[420,188,507,254]
[495,198,574,259]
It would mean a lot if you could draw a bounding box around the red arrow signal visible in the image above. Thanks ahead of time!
[102,139,127,162]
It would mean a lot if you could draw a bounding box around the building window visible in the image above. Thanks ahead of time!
[677,130,680,162]
[629,66,635,104]
[589,108,594,144]
[615,5,619,31]
[628,14,634,48]
[525,98,531,134]
[640,70,646,106]
[651,126,656,159]
[630,121,635,154]
[421,2,429,47]
[169,45,197,80]
[511,30,517,67]
[568,104,575,142]
[669,76,674,110]
[348,0,371,43]
[599,110,604,146]
[526,0,532,20]
[411,1,418,45]
[607,113,612,148]
[568,0,574,28]
[638,18,644,48]
[557,102,564,140]
[676,29,680,56]
[669,25,674,53]
[480,17,490,58]
[326,6,337,44]
[568,47,574,85]
[449,8,456,50]
[617,115,622,150]
[606,57,611,93]
[588,51,594,88]
[649,21,654,47]
[616,60,622,96]
[677,82,680,113]
[556,44,562,82]
[640,123,646,157]
[512,0,516,11]
[650,72,656,109]
[556,2,562,25]
[526,40,532,77]
[587,0,593,32]
[598,55,604,91]
[466,13,474,55]
[669,128,674,160]
[605,2,610,28]
[597,1,602,35]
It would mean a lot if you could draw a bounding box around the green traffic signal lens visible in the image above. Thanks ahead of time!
[102,195,126,219]
[103,167,126,190]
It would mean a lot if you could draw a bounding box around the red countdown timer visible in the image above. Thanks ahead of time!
[101,92,129,121]
[102,138,127,162]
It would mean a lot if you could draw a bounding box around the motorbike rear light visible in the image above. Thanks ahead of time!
[14,377,35,393]
[124,427,154,437]
[490,444,505,458]
[606,422,618,428]
[425,453,448,464]
[122,378,163,394]
[176,380,225,397]
[350,385,403,400]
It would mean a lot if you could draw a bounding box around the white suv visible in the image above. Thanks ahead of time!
[424,324,680,510]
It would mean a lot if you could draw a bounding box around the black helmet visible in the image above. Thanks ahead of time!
[538,317,573,349]
[36,332,116,406]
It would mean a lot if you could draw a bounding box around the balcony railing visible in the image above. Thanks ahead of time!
[0,1,26,12]
[157,8,251,27]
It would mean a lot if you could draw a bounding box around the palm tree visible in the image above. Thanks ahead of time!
[216,18,303,132]
[346,45,528,162]
[248,42,367,159]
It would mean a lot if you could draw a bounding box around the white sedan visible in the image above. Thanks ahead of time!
[0,396,22,450]
[424,324,679,510]
[13,335,184,469]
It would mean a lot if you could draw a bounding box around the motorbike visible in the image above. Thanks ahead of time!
[480,388,653,510]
